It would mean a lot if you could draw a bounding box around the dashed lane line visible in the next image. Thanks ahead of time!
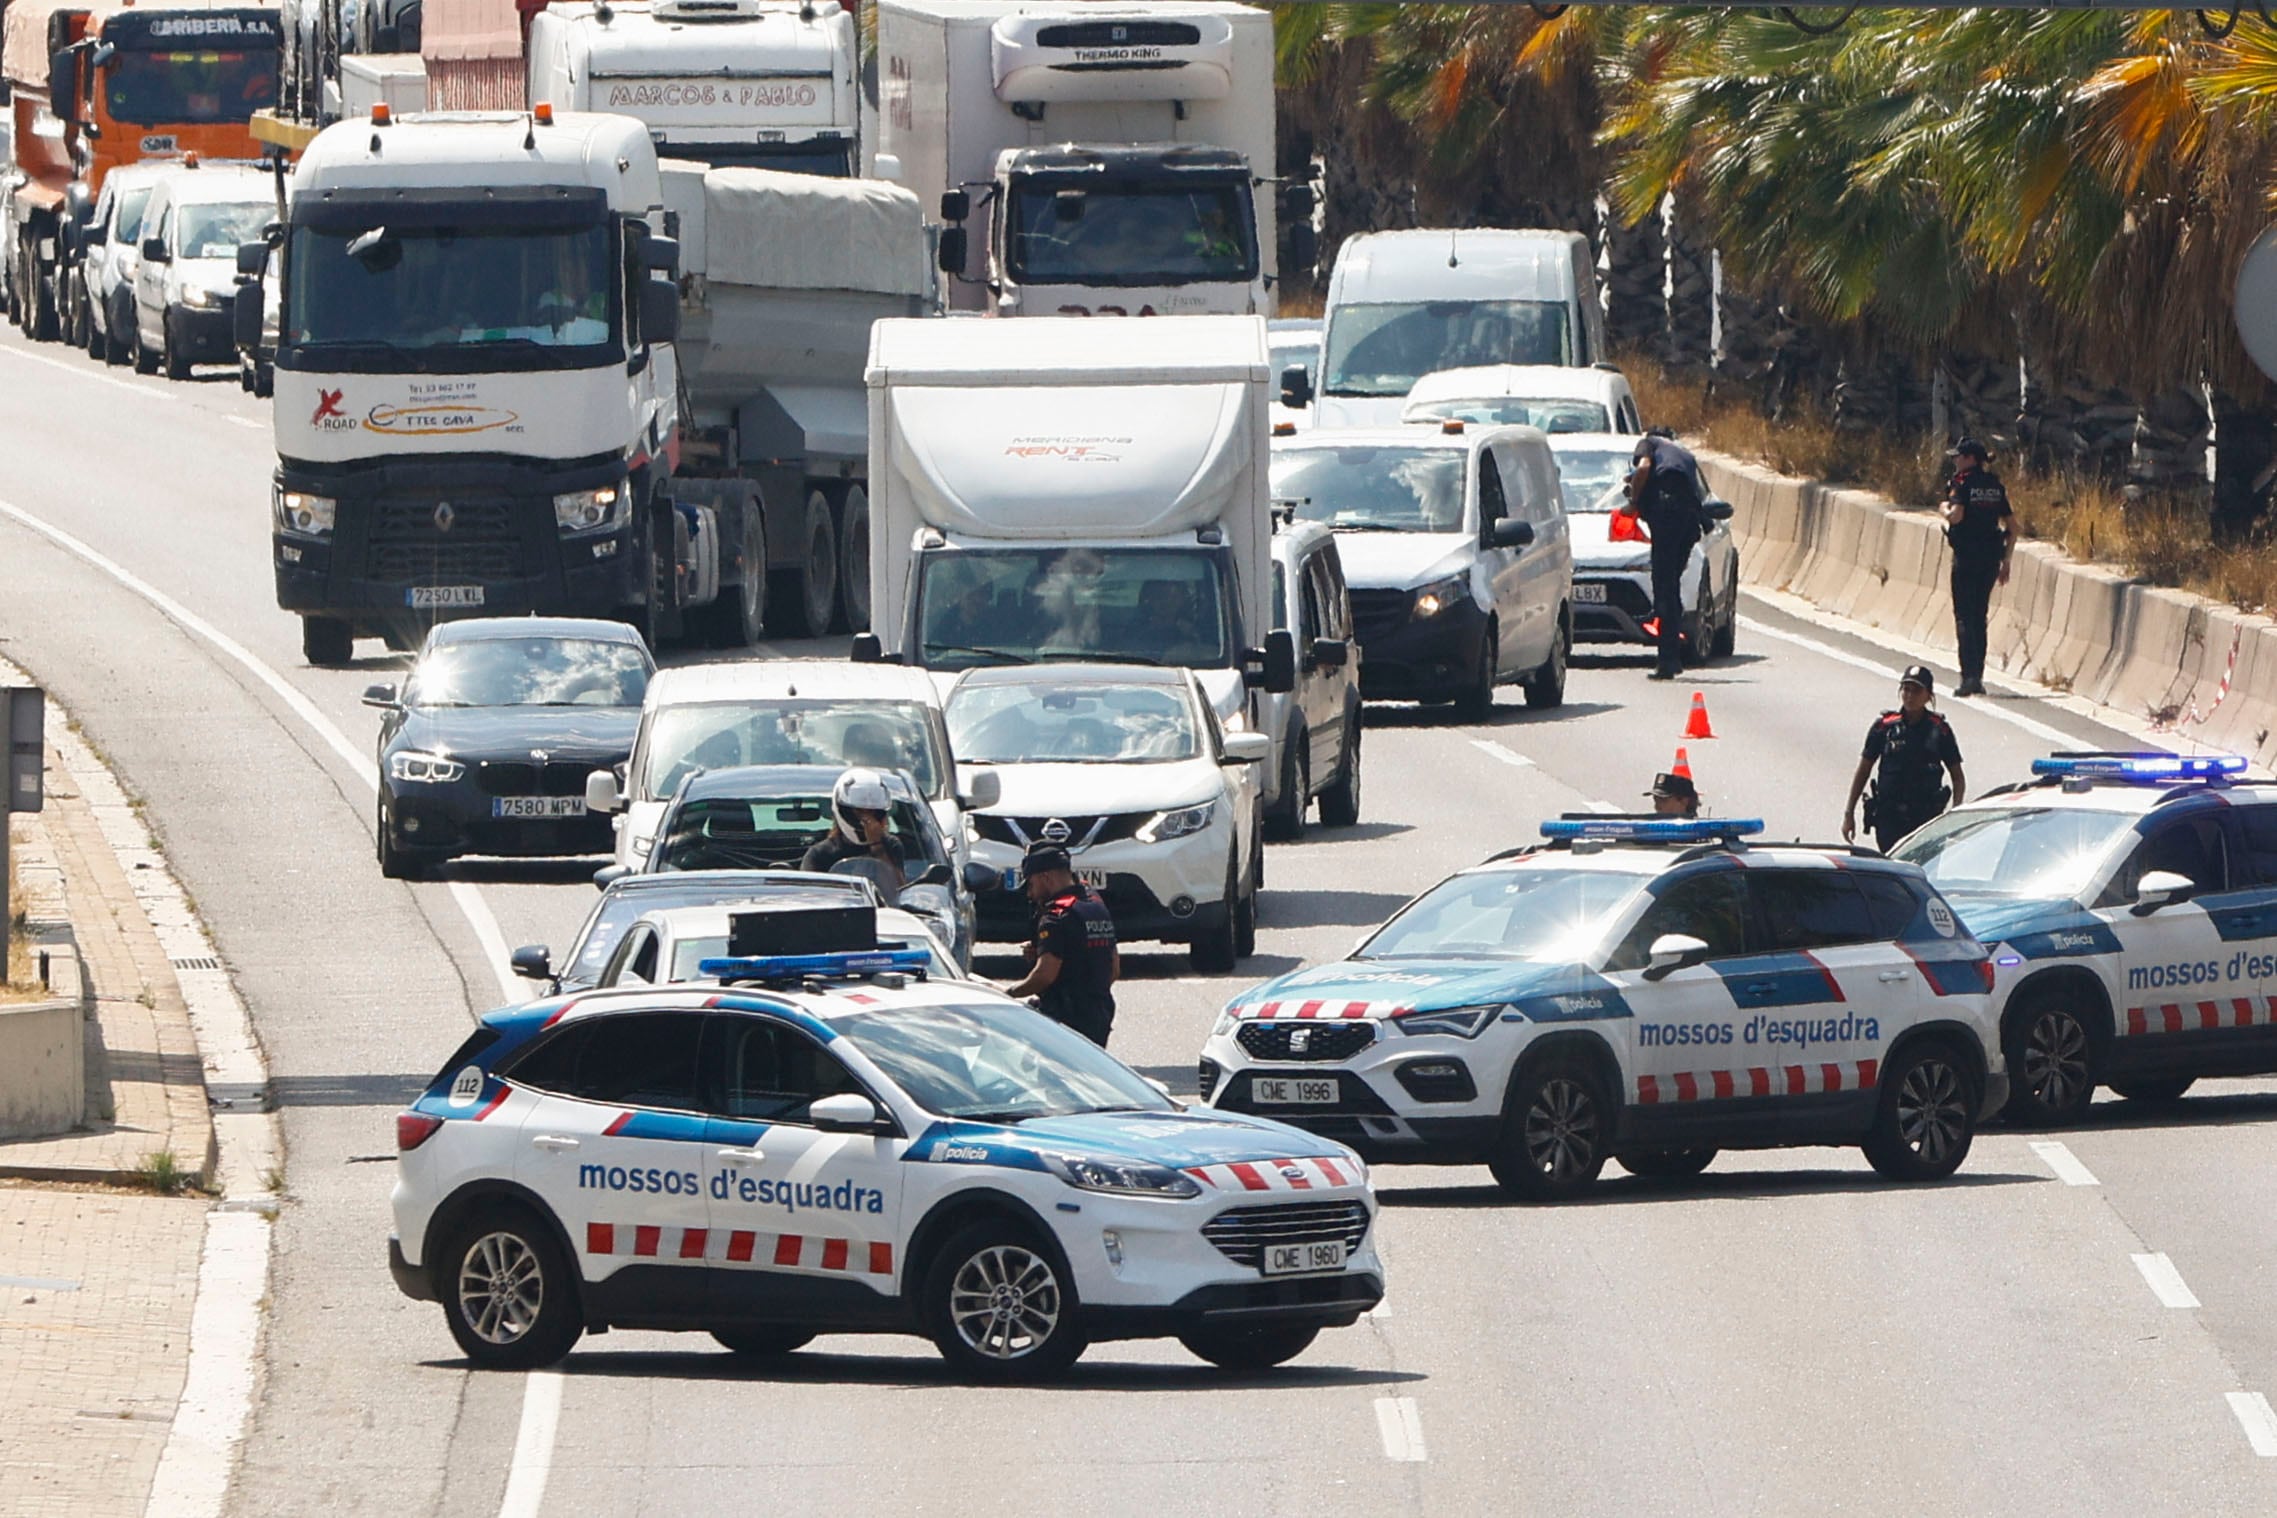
[2131,1252,2202,1310]
[1738,615,2081,747]
[1374,1397,1427,1462]
[1469,739,1534,769]
[2028,1141,2100,1187]
[0,336,178,402]
[2227,1393,2277,1457]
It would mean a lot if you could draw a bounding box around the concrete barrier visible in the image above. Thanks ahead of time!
[0,935,84,1140]
[1699,447,2277,769]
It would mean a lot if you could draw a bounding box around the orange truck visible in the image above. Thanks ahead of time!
[2,0,280,341]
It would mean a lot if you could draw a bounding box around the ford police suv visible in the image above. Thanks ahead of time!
[1892,752,2277,1123]
[1198,817,2002,1199]
[390,914,1382,1378]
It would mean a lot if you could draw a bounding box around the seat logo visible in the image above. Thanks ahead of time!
[1288,1027,1312,1053]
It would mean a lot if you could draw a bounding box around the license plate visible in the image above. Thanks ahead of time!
[492,796,587,819]
[1261,1240,1347,1277]
[1573,582,1609,604]
[1001,867,1108,890]
[408,585,485,608]
[1251,1077,1338,1106]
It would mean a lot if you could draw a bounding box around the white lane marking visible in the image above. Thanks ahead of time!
[145,1212,268,1518]
[2029,1140,2099,1187]
[1739,616,2078,746]
[2131,1252,2202,1309]
[1583,799,1621,814]
[496,1370,564,1518]
[1374,1396,1427,1462]
[224,414,264,430]
[1469,738,1534,769]
[0,336,178,401]
[2227,1392,2277,1456]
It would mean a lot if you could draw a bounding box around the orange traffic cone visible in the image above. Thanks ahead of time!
[1684,692,1716,740]
[1672,747,1693,779]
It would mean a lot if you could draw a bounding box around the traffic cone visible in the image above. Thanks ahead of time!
[1672,747,1693,780]
[1684,692,1716,740]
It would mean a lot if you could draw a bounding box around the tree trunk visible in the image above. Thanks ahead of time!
[2020,356,2136,482]
[2211,392,2276,542]
[1663,197,1714,371]
[1940,352,2023,459]
[1602,196,1666,357]
[2129,386,2212,499]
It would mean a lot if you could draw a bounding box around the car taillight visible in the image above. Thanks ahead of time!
[397,1112,444,1151]
[1975,959,1996,991]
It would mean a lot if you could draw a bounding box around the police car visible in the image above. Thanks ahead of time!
[388,910,1383,1379]
[1198,817,2002,1199]
[1891,751,2277,1122]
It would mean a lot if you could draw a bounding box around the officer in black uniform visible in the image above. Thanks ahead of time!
[1938,438,2018,697]
[1627,433,1706,681]
[1842,665,1968,853]
[1003,843,1120,1047]
[1646,772,1701,818]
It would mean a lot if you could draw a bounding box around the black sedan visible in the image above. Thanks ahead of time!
[364,617,653,878]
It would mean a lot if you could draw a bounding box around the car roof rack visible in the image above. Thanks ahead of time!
[698,948,934,992]
[1538,814,1765,853]
[2029,752,2245,789]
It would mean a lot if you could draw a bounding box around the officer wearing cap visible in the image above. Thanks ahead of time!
[1004,842,1120,1047]
[1842,665,1967,852]
[1938,438,2017,697]
[1647,772,1701,818]
[1626,432,1707,680]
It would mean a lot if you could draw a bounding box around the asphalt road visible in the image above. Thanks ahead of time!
[5,325,2276,1517]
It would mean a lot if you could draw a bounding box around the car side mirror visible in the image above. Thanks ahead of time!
[810,1092,885,1133]
[1704,498,1733,521]
[912,861,953,888]
[1223,732,1272,765]
[509,944,554,981]
[1642,932,1710,982]
[962,860,1002,894]
[1246,628,1297,694]
[1311,636,1348,670]
[940,189,970,223]
[2133,869,2196,915]
[936,224,968,276]
[638,277,679,344]
[142,236,170,263]
[1489,518,1535,550]
[236,241,267,276]
[585,770,622,814]
[592,863,631,890]
[850,632,885,664]
[84,224,107,248]
[958,768,1001,810]
[1279,363,1313,410]
[360,682,399,708]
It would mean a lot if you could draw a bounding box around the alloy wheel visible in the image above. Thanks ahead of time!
[456,1230,545,1346]
[1895,1056,1968,1166]
[2024,1009,2090,1112]
[1522,1077,1600,1180]
[948,1245,1062,1361]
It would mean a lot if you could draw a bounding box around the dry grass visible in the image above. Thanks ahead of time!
[2,838,43,1001]
[1275,286,1325,320]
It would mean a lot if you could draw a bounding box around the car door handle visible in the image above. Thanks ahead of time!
[530,1134,580,1152]
[1878,970,1911,983]
[717,1148,767,1166]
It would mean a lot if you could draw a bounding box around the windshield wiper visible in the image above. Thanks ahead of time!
[926,644,1034,664]
[960,1108,1048,1125]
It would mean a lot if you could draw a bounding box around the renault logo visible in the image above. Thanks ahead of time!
[433,501,456,533]
[1039,818,1072,843]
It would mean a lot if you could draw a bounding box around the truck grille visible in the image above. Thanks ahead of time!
[1035,19,1201,47]
[366,497,524,584]
[1348,588,1411,642]
[476,761,597,798]
[1235,1022,1376,1062]
[1200,1201,1371,1269]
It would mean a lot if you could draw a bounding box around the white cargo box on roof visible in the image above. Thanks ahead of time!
[989,10,1236,103]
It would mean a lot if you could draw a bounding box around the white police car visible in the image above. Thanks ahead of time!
[1198,817,2002,1199]
[1892,751,2277,1122]
[389,924,1383,1379]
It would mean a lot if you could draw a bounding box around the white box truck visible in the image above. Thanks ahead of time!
[870,0,1309,318]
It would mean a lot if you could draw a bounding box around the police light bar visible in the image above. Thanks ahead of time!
[1539,816,1765,844]
[2030,752,2246,783]
[699,949,934,982]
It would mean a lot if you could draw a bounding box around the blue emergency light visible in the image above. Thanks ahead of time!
[698,948,934,982]
[2030,752,2246,783]
[1539,816,1765,844]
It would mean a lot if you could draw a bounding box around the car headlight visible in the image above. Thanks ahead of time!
[1044,1152,1202,1199]
[1138,799,1217,843]
[1411,575,1470,620]
[1210,1008,1237,1037]
[553,483,626,535]
[1393,1004,1501,1038]
[273,489,335,537]
[387,750,464,784]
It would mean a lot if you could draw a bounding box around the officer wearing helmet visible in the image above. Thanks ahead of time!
[803,767,907,895]
[1004,842,1119,1047]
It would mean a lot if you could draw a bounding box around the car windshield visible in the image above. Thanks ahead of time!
[915,547,1234,671]
[176,201,271,260]
[567,881,868,985]
[948,681,1198,765]
[1272,446,1468,533]
[1360,866,1651,963]
[836,1000,1173,1121]
[114,186,157,242]
[1406,397,1608,434]
[1004,181,1255,287]
[1891,806,2138,902]
[1322,299,1572,398]
[407,638,648,709]
[652,794,942,874]
[1550,448,1634,513]
[104,47,277,125]
[638,700,945,800]
[286,223,617,353]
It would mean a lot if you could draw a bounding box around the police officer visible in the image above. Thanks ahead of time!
[1938,438,2017,697]
[1004,843,1120,1047]
[1645,772,1701,818]
[1626,431,1706,681]
[1842,665,1967,853]
[802,768,907,895]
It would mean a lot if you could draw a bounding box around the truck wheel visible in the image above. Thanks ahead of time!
[302,616,354,666]
[1453,619,1498,722]
[768,488,838,638]
[1265,730,1307,842]
[162,313,192,380]
[1318,715,1361,827]
[837,484,871,634]
[1524,607,1569,709]
[694,506,768,648]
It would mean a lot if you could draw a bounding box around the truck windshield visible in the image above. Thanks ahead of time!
[103,48,277,125]
[917,548,1234,671]
[1005,181,1256,287]
[669,140,852,176]
[1322,300,1572,398]
[285,224,618,358]
[1272,446,1469,533]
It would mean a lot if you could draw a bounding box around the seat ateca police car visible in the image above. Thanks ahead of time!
[389,908,1383,1379]
[1893,752,2277,1123]
[1198,817,2003,1200]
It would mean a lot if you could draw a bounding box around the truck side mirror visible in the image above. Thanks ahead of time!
[84,224,107,248]
[1284,222,1318,274]
[237,241,267,276]
[1247,629,1297,695]
[234,293,264,349]
[49,49,78,118]
[936,225,967,276]
[1281,183,1315,219]
[1279,364,1312,410]
[638,277,679,344]
[962,861,1001,895]
[849,631,884,663]
[1310,637,1347,670]
[644,235,680,278]
[940,189,970,223]
[1704,498,1733,521]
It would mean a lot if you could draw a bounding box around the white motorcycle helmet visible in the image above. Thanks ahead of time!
[832,767,893,842]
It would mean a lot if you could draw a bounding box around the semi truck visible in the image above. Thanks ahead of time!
[238,107,927,664]
[2,0,281,342]
[869,0,1309,318]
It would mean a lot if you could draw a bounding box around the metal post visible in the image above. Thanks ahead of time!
[3,687,47,982]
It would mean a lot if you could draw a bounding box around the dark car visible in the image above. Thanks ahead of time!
[513,868,885,993]
[364,617,654,878]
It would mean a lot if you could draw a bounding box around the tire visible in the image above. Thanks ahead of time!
[1620,1147,1717,1180]
[84,296,105,359]
[302,615,354,666]
[837,483,871,633]
[2110,1076,2197,1104]
[922,1220,1085,1380]
[1488,1055,1610,1201]
[1265,730,1307,842]
[1234,841,1259,960]
[768,487,838,638]
[1523,606,1569,709]
[693,504,768,648]
[376,802,436,881]
[633,506,676,653]
[1680,573,1710,666]
[104,295,129,365]
[132,322,159,375]
[162,313,192,380]
[1863,1040,1977,1181]
[2001,989,2100,1125]
[437,1206,584,1369]
[710,1325,816,1358]
[27,257,56,341]
[1453,620,1497,722]
[1317,713,1361,828]
[1178,1321,1320,1371]
[1710,572,1738,658]
[1188,856,1240,973]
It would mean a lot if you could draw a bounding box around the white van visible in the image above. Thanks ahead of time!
[1290,229,1609,429]
[1400,363,1640,436]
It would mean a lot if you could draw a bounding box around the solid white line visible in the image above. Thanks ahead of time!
[2131,1252,2202,1309]
[1739,616,2078,746]
[0,337,178,401]
[496,1371,565,1518]
[2029,1140,2099,1187]
[144,1213,269,1518]
[2227,1392,2277,1457]
[224,414,265,430]
[1583,799,1622,814]
[1469,738,1534,769]
[1374,1396,1427,1462]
